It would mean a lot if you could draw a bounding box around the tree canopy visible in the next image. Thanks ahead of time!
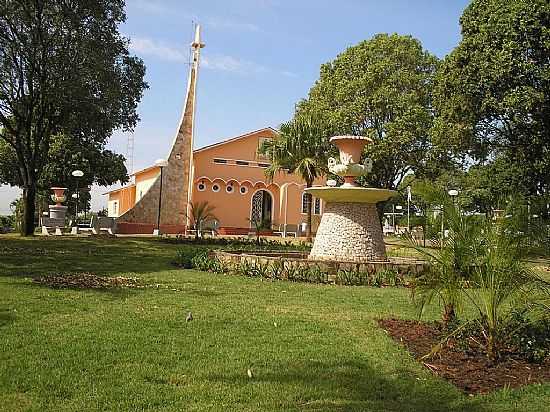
[297,33,440,191]
[0,0,147,234]
[432,0,550,195]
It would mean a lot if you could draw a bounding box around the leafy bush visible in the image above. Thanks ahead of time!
[173,248,197,269]
[0,215,14,233]
[160,235,311,251]
[379,268,400,286]
[189,252,407,288]
[510,319,550,364]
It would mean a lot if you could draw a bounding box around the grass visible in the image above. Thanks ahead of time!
[0,235,549,411]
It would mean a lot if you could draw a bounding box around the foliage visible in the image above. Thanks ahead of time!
[189,252,406,287]
[298,34,440,193]
[9,198,23,233]
[432,0,550,195]
[259,112,335,241]
[410,202,550,360]
[506,310,550,364]
[0,215,13,233]
[173,248,204,269]
[186,201,218,239]
[161,235,312,252]
[0,1,147,235]
[247,216,271,245]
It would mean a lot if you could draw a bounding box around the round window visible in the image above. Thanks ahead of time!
[197,182,206,191]
[226,184,234,193]
[240,186,248,195]
[212,184,220,192]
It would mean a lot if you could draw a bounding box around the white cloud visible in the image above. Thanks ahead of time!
[205,17,260,33]
[202,54,268,74]
[128,36,188,62]
[127,35,294,77]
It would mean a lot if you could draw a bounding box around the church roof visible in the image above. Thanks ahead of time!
[193,127,278,154]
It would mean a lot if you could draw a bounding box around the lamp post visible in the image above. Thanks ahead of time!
[448,189,459,205]
[407,185,411,232]
[395,205,403,235]
[154,159,168,236]
[71,170,84,222]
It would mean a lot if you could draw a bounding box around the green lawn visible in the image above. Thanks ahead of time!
[0,235,548,411]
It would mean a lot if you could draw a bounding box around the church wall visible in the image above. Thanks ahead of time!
[190,129,326,234]
[134,167,160,203]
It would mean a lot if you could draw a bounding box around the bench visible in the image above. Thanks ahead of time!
[41,217,65,236]
[272,224,298,238]
[71,216,117,235]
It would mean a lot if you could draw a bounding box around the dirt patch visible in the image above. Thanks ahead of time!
[378,318,550,394]
[33,272,140,289]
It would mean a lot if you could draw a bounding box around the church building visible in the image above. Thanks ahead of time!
[105,26,324,235]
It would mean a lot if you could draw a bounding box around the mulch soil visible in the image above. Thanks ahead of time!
[378,318,550,394]
[33,272,140,289]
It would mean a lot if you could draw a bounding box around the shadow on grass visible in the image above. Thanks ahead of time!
[206,359,485,412]
[0,308,16,328]
[0,235,189,277]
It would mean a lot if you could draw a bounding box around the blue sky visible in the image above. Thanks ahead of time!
[0,0,471,214]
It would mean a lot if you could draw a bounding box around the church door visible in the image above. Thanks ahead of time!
[250,190,273,229]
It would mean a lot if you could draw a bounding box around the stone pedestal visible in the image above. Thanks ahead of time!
[309,202,387,262]
[49,205,68,220]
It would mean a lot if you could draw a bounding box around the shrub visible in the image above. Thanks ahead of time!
[508,310,550,363]
[160,235,311,252]
[173,248,198,269]
[410,201,550,361]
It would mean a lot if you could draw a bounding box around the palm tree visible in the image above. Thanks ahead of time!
[187,201,217,239]
[410,198,550,360]
[259,112,334,241]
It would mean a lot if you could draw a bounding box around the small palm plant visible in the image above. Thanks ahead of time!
[187,201,217,240]
[410,199,550,361]
[247,216,270,245]
[462,221,549,360]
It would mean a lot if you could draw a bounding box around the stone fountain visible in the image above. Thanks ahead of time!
[305,136,397,262]
[49,187,68,220]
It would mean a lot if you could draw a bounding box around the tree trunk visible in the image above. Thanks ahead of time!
[486,332,497,362]
[22,184,37,236]
[305,182,312,242]
[442,303,456,325]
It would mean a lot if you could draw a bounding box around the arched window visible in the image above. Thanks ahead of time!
[302,193,321,215]
[301,192,312,214]
[313,197,321,215]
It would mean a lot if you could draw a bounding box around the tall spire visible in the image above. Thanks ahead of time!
[116,24,204,232]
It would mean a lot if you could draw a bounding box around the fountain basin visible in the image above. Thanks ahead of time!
[306,187,396,203]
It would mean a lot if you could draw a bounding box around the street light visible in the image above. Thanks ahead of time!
[154,159,168,236]
[395,205,403,234]
[71,170,84,222]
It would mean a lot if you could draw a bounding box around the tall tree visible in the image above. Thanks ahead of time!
[0,1,147,235]
[260,113,334,241]
[432,0,550,195]
[297,34,439,195]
